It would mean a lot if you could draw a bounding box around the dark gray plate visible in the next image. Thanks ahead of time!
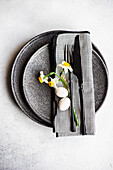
[11,30,108,126]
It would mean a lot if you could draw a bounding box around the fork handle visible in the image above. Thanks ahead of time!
[70,74,76,132]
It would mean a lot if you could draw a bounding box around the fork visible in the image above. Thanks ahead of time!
[64,45,76,132]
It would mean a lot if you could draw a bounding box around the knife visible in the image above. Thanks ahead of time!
[73,35,86,135]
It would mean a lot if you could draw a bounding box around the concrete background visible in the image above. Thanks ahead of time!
[0,0,113,169]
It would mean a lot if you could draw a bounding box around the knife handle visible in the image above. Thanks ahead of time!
[70,76,76,132]
[79,84,86,135]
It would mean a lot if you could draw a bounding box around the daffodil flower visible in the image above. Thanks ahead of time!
[38,71,48,84]
[57,61,73,74]
[48,77,58,89]
[43,72,68,90]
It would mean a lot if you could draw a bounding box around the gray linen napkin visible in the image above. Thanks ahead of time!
[54,33,95,137]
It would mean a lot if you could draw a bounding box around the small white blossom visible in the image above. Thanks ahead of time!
[48,77,59,89]
[57,61,73,74]
[39,71,48,83]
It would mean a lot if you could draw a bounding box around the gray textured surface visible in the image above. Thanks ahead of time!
[54,33,95,136]
[1,0,113,170]
[23,45,52,124]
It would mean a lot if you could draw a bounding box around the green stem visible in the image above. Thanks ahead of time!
[43,72,67,89]
[68,94,79,126]
[73,108,79,127]
[60,69,64,76]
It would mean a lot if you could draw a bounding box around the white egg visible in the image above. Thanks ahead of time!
[55,87,68,98]
[58,97,70,111]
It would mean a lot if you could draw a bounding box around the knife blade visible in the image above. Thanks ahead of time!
[73,35,86,135]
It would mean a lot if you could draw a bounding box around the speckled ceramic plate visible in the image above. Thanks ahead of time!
[11,30,108,126]
[23,44,52,124]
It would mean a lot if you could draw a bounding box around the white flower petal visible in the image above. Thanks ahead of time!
[53,84,58,89]
[39,71,48,83]
[40,71,44,76]
[62,61,65,64]
[43,78,48,84]
[64,68,68,74]
[57,64,63,68]
[68,67,73,72]
[54,78,59,84]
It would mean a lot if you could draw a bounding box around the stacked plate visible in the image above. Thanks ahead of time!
[11,30,108,127]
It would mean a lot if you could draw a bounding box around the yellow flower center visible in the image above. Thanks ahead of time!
[48,81,54,87]
[63,62,70,67]
[38,77,43,83]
